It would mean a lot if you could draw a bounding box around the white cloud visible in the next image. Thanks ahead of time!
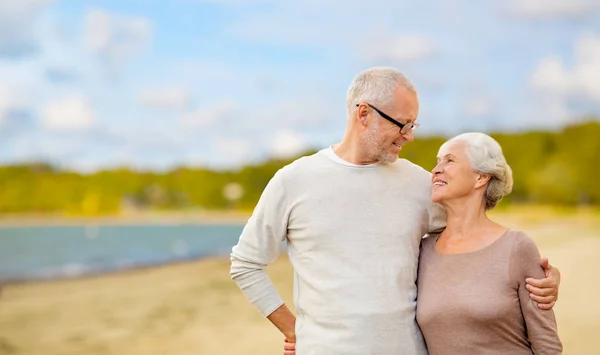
[41,95,95,131]
[464,98,492,118]
[525,34,600,130]
[531,56,566,94]
[543,100,571,126]
[260,99,331,127]
[510,0,600,19]
[181,100,238,130]
[119,125,189,151]
[212,137,255,166]
[270,130,308,159]
[531,33,600,101]
[84,9,152,65]
[85,10,111,52]
[366,34,435,62]
[513,98,572,130]
[226,2,416,48]
[0,0,53,58]
[573,34,600,100]
[139,87,190,109]
[0,0,53,21]
[0,87,28,126]
[390,35,435,61]
[227,15,330,46]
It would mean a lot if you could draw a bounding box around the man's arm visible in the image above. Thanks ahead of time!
[230,170,294,334]
[525,258,561,310]
[268,304,296,343]
[427,199,447,234]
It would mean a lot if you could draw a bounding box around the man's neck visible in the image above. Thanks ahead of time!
[332,140,378,165]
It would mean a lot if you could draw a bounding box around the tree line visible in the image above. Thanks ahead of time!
[1,121,598,215]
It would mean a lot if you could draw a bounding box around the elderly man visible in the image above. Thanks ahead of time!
[230,67,559,355]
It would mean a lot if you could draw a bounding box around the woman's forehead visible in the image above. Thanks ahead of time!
[438,140,468,157]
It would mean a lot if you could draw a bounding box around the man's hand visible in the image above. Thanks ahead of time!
[283,339,296,355]
[525,257,561,310]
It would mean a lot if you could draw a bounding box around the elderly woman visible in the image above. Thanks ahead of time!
[416,132,562,354]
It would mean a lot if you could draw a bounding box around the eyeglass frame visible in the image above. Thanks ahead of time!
[355,103,419,135]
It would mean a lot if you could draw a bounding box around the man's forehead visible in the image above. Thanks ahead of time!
[389,104,418,122]
[391,96,419,120]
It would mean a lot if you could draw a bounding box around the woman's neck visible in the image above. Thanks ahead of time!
[442,199,493,239]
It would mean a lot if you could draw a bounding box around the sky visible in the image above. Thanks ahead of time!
[0,0,599,172]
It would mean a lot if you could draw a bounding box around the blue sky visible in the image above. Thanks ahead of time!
[1,0,599,172]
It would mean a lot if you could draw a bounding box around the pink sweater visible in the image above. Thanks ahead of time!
[417,230,562,354]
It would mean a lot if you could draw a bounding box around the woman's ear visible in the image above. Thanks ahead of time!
[475,173,491,189]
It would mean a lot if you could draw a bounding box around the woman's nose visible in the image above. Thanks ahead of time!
[432,163,442,175]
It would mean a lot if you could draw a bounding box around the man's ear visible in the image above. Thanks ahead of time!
[357,104,369,127]
[475,173,491,189]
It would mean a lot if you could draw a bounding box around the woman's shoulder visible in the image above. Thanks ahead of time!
[505,230,543,278]
[505,229,539,253]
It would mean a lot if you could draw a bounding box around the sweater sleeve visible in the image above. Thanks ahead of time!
[509,233,563,354]
[427,200,446,234]
[230,170,290,317]
[423,171,446,234]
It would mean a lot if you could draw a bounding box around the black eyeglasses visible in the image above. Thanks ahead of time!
[356,103,419,135]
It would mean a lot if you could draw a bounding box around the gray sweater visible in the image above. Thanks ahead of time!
[230,148,446,355]
[417,230,562,354]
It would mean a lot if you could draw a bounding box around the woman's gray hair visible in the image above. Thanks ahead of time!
[346,67,416,113]
[443,132,514,210]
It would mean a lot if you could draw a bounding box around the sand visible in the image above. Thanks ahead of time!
[0,207,598,354]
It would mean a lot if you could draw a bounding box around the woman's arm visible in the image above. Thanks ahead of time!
[510,233,563,354]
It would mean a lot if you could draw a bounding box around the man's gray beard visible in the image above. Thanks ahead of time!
[362,123,399,164]
[378,151,399,164]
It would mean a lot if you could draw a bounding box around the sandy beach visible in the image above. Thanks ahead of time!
[0,207,599,354]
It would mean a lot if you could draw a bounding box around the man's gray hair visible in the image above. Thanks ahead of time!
[346,67,416,113]
[443,132,514,210]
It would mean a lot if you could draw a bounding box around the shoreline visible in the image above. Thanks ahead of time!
[0,210,252,227]
[0,204,598,227]
[0,252,232,287]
